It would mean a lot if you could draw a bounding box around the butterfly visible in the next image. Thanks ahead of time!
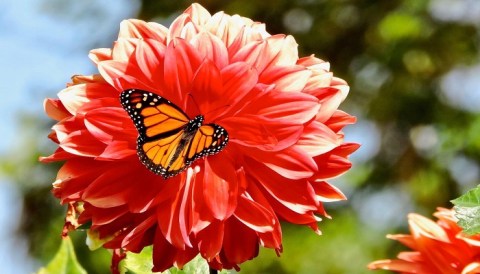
[120,89,229,179]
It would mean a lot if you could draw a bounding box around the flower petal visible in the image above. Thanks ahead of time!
[298,121,341,157]
[119,19,168,42]
[197,220,224,260]
[84,107,136,144]
[234,195,275,233]
[163,39,202,106]
[44,98,70,121]
[191,31,229,69]
[246,146,317,180]
[203,155,238,220]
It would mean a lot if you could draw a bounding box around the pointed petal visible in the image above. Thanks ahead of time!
[60,130,106,157]
[246,146,317,180]
[191,32,228,69]
[222,217,259,264]
[184,3,212,26]
[203,155,238,220]
[234,195,275,233]
[197,220,224,260]
[119,19,168,42]
[246,159,317,214]
[89,48,112,64]
[163,39,202,106]
[260,65,311,93]
[134,39,166,89]
[221,115,303,151]
[44,98,70,121]
[190,59,223,117]
[298,121,341,157]
[240,90,319,124]
[311,181,346,202]
[84,107,136,144]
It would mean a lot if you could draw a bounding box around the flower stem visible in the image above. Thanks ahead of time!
[209,267,218,274]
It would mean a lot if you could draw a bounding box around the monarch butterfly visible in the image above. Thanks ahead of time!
[120,89,229,179]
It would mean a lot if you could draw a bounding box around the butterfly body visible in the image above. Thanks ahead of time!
[120,89,229,179]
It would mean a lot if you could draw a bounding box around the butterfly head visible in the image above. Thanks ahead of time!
[187,115,204,132]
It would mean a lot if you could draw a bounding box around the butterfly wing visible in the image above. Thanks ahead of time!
[120,89,191,177]
[186,124,229,162]
[120,89,229,179]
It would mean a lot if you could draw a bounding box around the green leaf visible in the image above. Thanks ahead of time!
[37,237,87,274]
[452,186,480,235]
[125,247,229,274]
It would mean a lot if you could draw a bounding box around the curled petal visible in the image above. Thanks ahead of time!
[234,195,275,233]
[44,98,70,121]
[119,19,168,42]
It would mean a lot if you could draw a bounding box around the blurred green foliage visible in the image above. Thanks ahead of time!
[3,0,480,273]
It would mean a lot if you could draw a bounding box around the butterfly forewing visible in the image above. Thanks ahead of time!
[120,89,229,178]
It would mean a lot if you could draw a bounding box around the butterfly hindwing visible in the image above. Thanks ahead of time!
[120,89,229,178]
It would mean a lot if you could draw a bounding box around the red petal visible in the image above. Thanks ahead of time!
[234,195,275,233]
[367,259,429,272]
[309,87,348,123]
[81,162,140,208]
[52,158,109,203]
[324,110,357,133]
[40,147,75,163]
[184,3,212,26]
[84,107,136,144]
[59,130,106,157]
[191,32,228,69]
[196,219,224,260]
[119,19,168,42]
[246,146,317,180]
[152,227,177,272]
[243,180,282,249]
[134,39,166,89]
[97,141,136,160]
[313,143,359,180]
[298,121,340,157]
[310,181,346,202]
[246,159,317,214]
[44,98,70,121]
[260,65,311,93]
[221,115,303,151]
[218,62,259,117]
[89,48,112,64]
[111,38,137,61]
[240,90,319,124]
[203,155,238,220]
[190,59,223,118]
[58,83,117,115]
[168,14,193,42]
[156,175,193,249]
[222,217,259,265]
[263,35,299,67]
[163,39,202,106]
[190,169,215,233]
[121,214,156,250]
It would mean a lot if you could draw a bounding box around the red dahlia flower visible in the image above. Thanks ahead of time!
[368,208,480,274]
[42,3,358,272]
